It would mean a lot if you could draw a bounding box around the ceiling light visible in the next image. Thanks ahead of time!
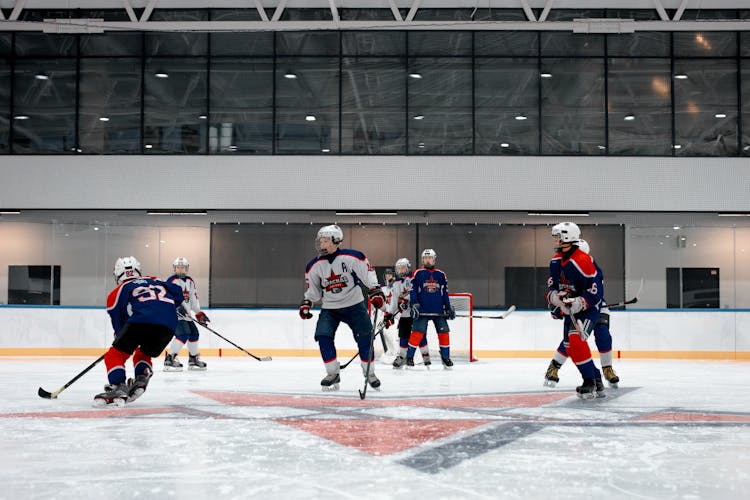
[99,117,110,122]
[409,73,422,79]
[673,226,680,230]
[718,212,750,217]
[500,143,509,148]
[597,145,606,150]
[14,115,29,120]
[674,74,688,80]
[198,115,207,120]
[305,115,316,122]
[624,114,635,121]
[417,142,425,148]
[154,73,169,78]
[0,210,21,215]
[146,210,208,216]
[335,212,398,216]
[321,148,330,153]
[714,113,727,118]
[673,144,682,149]
[744,145,750,151]
[35,74,49,80]
[528,212,590,217]
[540,73,552,78]
[145,144,153,149]
[413,115,424,120]
[284,72,297,79]
[515,115,527,121]
[227,145,238,151]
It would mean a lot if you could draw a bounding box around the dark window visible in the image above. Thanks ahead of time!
[0,56,9,153]
[666,267,720,309]
[8,265,61,305]
[505,267,549,309]
[145,10,208,56]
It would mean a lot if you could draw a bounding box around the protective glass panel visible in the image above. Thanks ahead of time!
[145,10,209,56]
[540,12,604,57]
[14,33,77,57]
[608,58,672,155]
[79,58,142,154]
[209,10,273,57]
[674,32,737,57]
[341,32,406,56]
[341,57,406,154]
[276,32,339,56]
[408,32,472,56]
[80,33,143,57]
[13,58,77,153]
[607,32,670,57]
[0,58,8,153]
[674,59,738,156]
[475,32,538,57]
[541,58,605,155]
[475,57,539,155]
[144,58,208,154]
[743,32,750,57]
[275,57,339,154]
[408,57,472,154]
[0,33,10,55]
[743,61,750,156]
[209,58,273,154]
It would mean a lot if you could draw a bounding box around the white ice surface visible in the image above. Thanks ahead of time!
[1,357,748,500]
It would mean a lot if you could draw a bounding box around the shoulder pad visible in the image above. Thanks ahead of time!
[338,248,366,260]
[306,256,324,273]
[568,250,598,277]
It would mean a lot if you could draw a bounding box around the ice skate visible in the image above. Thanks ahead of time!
[603,365,620,388]
[93,383,129,407]
[595,377,606,398]
[392,355,406,369]
[126,367,153,403]
[576,378,597,400]
[188,354,207,371]
[362,362,381,390]
[321,361,340,391]
[544,360,562,388]
[422,353,432,368]
[163,353,183,372]
[441,356,454,370]
[405,357,415,368]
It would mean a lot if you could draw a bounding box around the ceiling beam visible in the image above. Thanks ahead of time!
[653,0,670,21]
[8,0,28,21]
[122,0,138,22]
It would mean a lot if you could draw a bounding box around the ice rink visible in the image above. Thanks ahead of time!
[1,355,749,500]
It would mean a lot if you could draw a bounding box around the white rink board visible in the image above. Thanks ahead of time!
[0,306,748,355]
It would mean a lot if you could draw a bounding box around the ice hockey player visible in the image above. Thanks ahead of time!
[388,258,431,368]
[545,223,605,399]
[544,239,620,389]
[299,225,385,391]
[406,249,455,369]
[95,256,184,406]
[163,257,210,371]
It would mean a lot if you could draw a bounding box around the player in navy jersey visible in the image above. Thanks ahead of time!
[163,257,210,371]
[544,239,620,389]
[299,225,385,391]
[406,249,455,369]
[545,223,605,399]
[388,258,431,368]
[95,256,184,406]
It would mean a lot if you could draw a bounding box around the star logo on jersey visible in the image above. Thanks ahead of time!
[424,277,440,293]
[323,269,349,294]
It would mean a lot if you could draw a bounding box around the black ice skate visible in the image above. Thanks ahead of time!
[405,357,415,368]
[595,377,606,398]
[392,355,406,369]
[441,356,454,370]
[544,360,562,387]
[126,368,153,403]
[321,373,340,391]
[603,365,620,388]
[93,383,129,407]
[188,354,207,371]
[163,353,183,372]
[422,353,432,367]
[576,378,597,400]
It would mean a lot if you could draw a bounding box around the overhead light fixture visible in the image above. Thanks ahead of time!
[0,210,21,215]
[227,145,238,151]
[540,73,552,78]
[99,117,110,122]
[500,143,510,148]
[154,72,169,78]
[624,114,635,121]
[674,74,688,80]
[417,142,425,148]
[146,210,208,216]
[35,74,49,80]
[335,212,398,216]
[198,115,207,120]
[673,144,682,149]
[413,114,424,120]
[744,145,750,151]
[145,144,153,149]
[409,73,422,79]
[284,72,297,79]
[597,145,606,150]
[305,115,316,122]
[714,113,727,118]
[515,114,528,121]
[528,212,590,217]
[718,212,750,217]
[14,115,30,120]
[321,148,330,153]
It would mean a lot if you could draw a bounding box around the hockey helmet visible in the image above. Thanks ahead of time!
[316,224,343,255]
[421,248,437,267]
[113,256,142,284]
[395,257,411,277]
[577,239,590,254]
[173,256,189,277]
[551,222,581,244]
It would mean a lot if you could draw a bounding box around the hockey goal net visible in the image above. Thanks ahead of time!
[375,292,476,363]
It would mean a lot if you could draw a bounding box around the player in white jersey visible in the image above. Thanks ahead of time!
[163,257,210,371]
[299,225,386,391]
[388,258,431,368]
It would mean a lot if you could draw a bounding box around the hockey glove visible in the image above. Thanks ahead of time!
[549,304,563,320]
[563,296,588,315]
[546,290,568,308]
[176,305,189,319]
[398,297,409,312]
[195,311,210,325]
[368,287,386,310]
[410,303,421,319]
[443,304,456,320]
[299,299,313,320]
[383,312,395,328]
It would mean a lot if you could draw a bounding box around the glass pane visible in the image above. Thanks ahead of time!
[0,33,11,55]
[408,57,472,154]
[0,58,8,153]
[15,33,77,57]
[541,33,604,57]
[682,267,720,308]
[474,9,528,21]
[607,32,670,57]
[276,32,339,56]
[13,59,77,153]
[674,59,738,156]
[475,32,538,57]
[341,57,406,154]
[80,33,142,56]
[280,9,332,21]
[342,32,405,56]
[412,8,474,21]
[144,58,208,154]
[674,32,737,57]
[145,10,208,56]
[541,58,605,154]
[744,32,750,57]
[408,31,472,56]
[475,58,539,155]
[743,60,750,156]
[608,58,672,155]
[210,58,273,154]
[340,9,406,21]
[79,58,142,154]
[211,32,273,57]
[275,57,339,154]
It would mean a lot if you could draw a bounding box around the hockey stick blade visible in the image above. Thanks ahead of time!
[38,387,56,399]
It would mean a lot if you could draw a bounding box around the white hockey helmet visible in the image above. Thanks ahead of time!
[395,257,411,277]
[173,256,189,276]
[317,224,343,245]
[113,256,142,284]
[551,222,581,244]
[421,249,437,267]
[576,239,590,254]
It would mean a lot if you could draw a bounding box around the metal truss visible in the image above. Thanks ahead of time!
[0,1,748,32]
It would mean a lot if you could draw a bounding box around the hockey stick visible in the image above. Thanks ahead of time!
[359,308,380,400]
[341,320,385,370]
[181,313,272,361]
[456,305,517,320]
[38,353,106,399]
[604,278,644,310]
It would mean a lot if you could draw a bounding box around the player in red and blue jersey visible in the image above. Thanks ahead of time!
[406,249,455,369]
[94,256,184,406]
[545,223,605,399]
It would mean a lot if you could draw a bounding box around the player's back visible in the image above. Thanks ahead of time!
[108,277,182,330]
